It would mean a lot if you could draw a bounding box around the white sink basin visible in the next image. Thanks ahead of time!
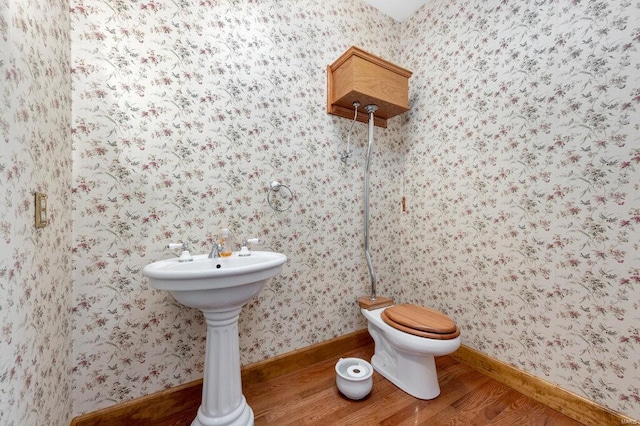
[142,249,287,426]
[143,251,287,310]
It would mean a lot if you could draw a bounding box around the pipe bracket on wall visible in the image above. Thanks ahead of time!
[267,181,294,212]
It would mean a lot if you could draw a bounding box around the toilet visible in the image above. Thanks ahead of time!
[361,302,461,400]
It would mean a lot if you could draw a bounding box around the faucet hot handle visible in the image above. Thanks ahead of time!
[167,241,188,250]
[167,241,193,262]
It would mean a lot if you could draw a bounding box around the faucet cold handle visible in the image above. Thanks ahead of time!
[238,238,260,257]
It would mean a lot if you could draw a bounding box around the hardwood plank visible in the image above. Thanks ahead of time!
[470,387,524,424]
[384,364,493,426]
[317,378,412,426]
[486,390,584,426]
[420,380,514,425]
[71,331,633,426]
[450,344,635,425]
[246,342,586,426]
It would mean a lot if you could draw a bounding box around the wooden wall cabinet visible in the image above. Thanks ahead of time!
[327,46,412,128]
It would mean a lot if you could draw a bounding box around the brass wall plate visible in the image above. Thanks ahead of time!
[35,192,48,228]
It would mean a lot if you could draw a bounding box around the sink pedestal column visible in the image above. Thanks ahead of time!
[192,307,253,426]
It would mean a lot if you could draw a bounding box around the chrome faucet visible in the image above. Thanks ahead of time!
[208,241,223,258]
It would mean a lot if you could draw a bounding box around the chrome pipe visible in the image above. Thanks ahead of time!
[364,104,378,301]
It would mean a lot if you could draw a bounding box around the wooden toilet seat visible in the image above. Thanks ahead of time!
[381,303,460,340]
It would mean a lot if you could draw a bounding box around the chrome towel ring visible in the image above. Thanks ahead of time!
[268,181,294,211]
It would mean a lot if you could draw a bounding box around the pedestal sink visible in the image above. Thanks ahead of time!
[143,251,287,426]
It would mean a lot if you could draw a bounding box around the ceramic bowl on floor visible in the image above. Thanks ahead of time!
[335,357,373,400]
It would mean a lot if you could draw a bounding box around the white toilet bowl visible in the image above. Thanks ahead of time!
[362,306,461,400]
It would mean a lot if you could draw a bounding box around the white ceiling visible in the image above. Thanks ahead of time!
[361,0,429,22]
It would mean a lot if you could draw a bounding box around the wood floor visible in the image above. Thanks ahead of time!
[243,341,584,426]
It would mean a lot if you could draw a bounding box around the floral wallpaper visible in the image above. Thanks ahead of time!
[0,0,73,425]
[0,0,620,422]
[401,0,640,420]
[70,0,405,416]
